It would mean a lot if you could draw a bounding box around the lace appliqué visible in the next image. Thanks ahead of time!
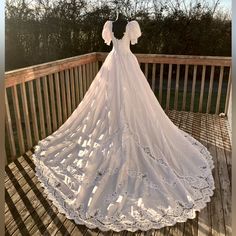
[32,121,215,232]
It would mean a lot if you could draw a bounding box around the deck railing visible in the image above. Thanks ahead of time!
[5,52,231,164]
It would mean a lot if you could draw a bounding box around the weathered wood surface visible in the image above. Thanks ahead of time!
[5,111,231,236]
[96,53,231,66]
[5,53,97,88]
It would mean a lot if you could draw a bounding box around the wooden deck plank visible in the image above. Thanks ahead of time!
[213,116,231,236]
[5,158,47,234]
[70,225,88,236]
[5,183,41,228]
[219,118,232,182]
[197,113,212,236]
[206,115,226,236]
[12,197,50,236]
[13,154,68,235]
[6,170,49,235]
[98,230,113,236]
[28,203,58,235]
[5,190,31,236]
[19,154,75,236]
[84,228,101,236]
[5,111,231,236]
[51,218,76,236]
[6,167,35,198]
[43,213,69,236]
[182,112,199,236]
[168,222,184,236]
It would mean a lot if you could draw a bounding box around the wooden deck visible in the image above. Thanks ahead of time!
[5,111,232,236]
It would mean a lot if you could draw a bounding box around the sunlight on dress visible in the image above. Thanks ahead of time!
[32,20,215,232]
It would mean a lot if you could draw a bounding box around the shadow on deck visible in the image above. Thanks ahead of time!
[5,111,232,236]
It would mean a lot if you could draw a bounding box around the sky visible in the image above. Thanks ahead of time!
[22,0,232,12]
[220,0,231,9]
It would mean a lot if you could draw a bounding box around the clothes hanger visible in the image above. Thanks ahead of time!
[114,6,127,21]
[111,5,128,40]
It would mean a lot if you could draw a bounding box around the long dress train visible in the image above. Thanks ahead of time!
[32,20,215,232]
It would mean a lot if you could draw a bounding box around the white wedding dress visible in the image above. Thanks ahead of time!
[32,20,215,232]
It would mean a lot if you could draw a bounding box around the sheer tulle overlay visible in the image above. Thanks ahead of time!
[32,20,215,232]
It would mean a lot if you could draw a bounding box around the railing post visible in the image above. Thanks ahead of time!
[227,85,232,130]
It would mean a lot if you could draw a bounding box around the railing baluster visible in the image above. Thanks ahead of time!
[12,85,25,154]
[215,66,224,114]
[165,64,172,111]
[65,69,72,116]
[74,67,80,106]
[54,72,62,127]
[159,64,164,105]
[174,64,180,110]
[95,61,99,75]
[19,82,32,148]
[42,76,52,134]
[90,62,93,85]
[206,66,215,113]
[86,63,90,87]
[28,81,39,142]
[144,63,148,79]
[82,64,87,95]
[86,63,90,88]
[5,91,16,157]
[60,71,67,122]
[78,65,84,101]
[151,63,156,92]
[70,68,76,111]
[190,65,197,112]
[182,64,189,111]
[91,62,94,79]
[198,65,206,113]
[92,61,96,79]
[48,74,57,131]
[36,78,46,139]
[224,67,232,115]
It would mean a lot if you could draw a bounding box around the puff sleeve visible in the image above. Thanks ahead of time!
[102,20,112,46]
[127,20,142,45]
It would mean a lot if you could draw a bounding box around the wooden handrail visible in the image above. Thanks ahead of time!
[5,52,97,88]
[96,52,231,66]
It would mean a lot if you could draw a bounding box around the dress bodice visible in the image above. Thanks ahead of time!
[102,20,142,54]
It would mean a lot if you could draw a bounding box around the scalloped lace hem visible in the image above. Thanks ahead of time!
[32,128,215,232]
